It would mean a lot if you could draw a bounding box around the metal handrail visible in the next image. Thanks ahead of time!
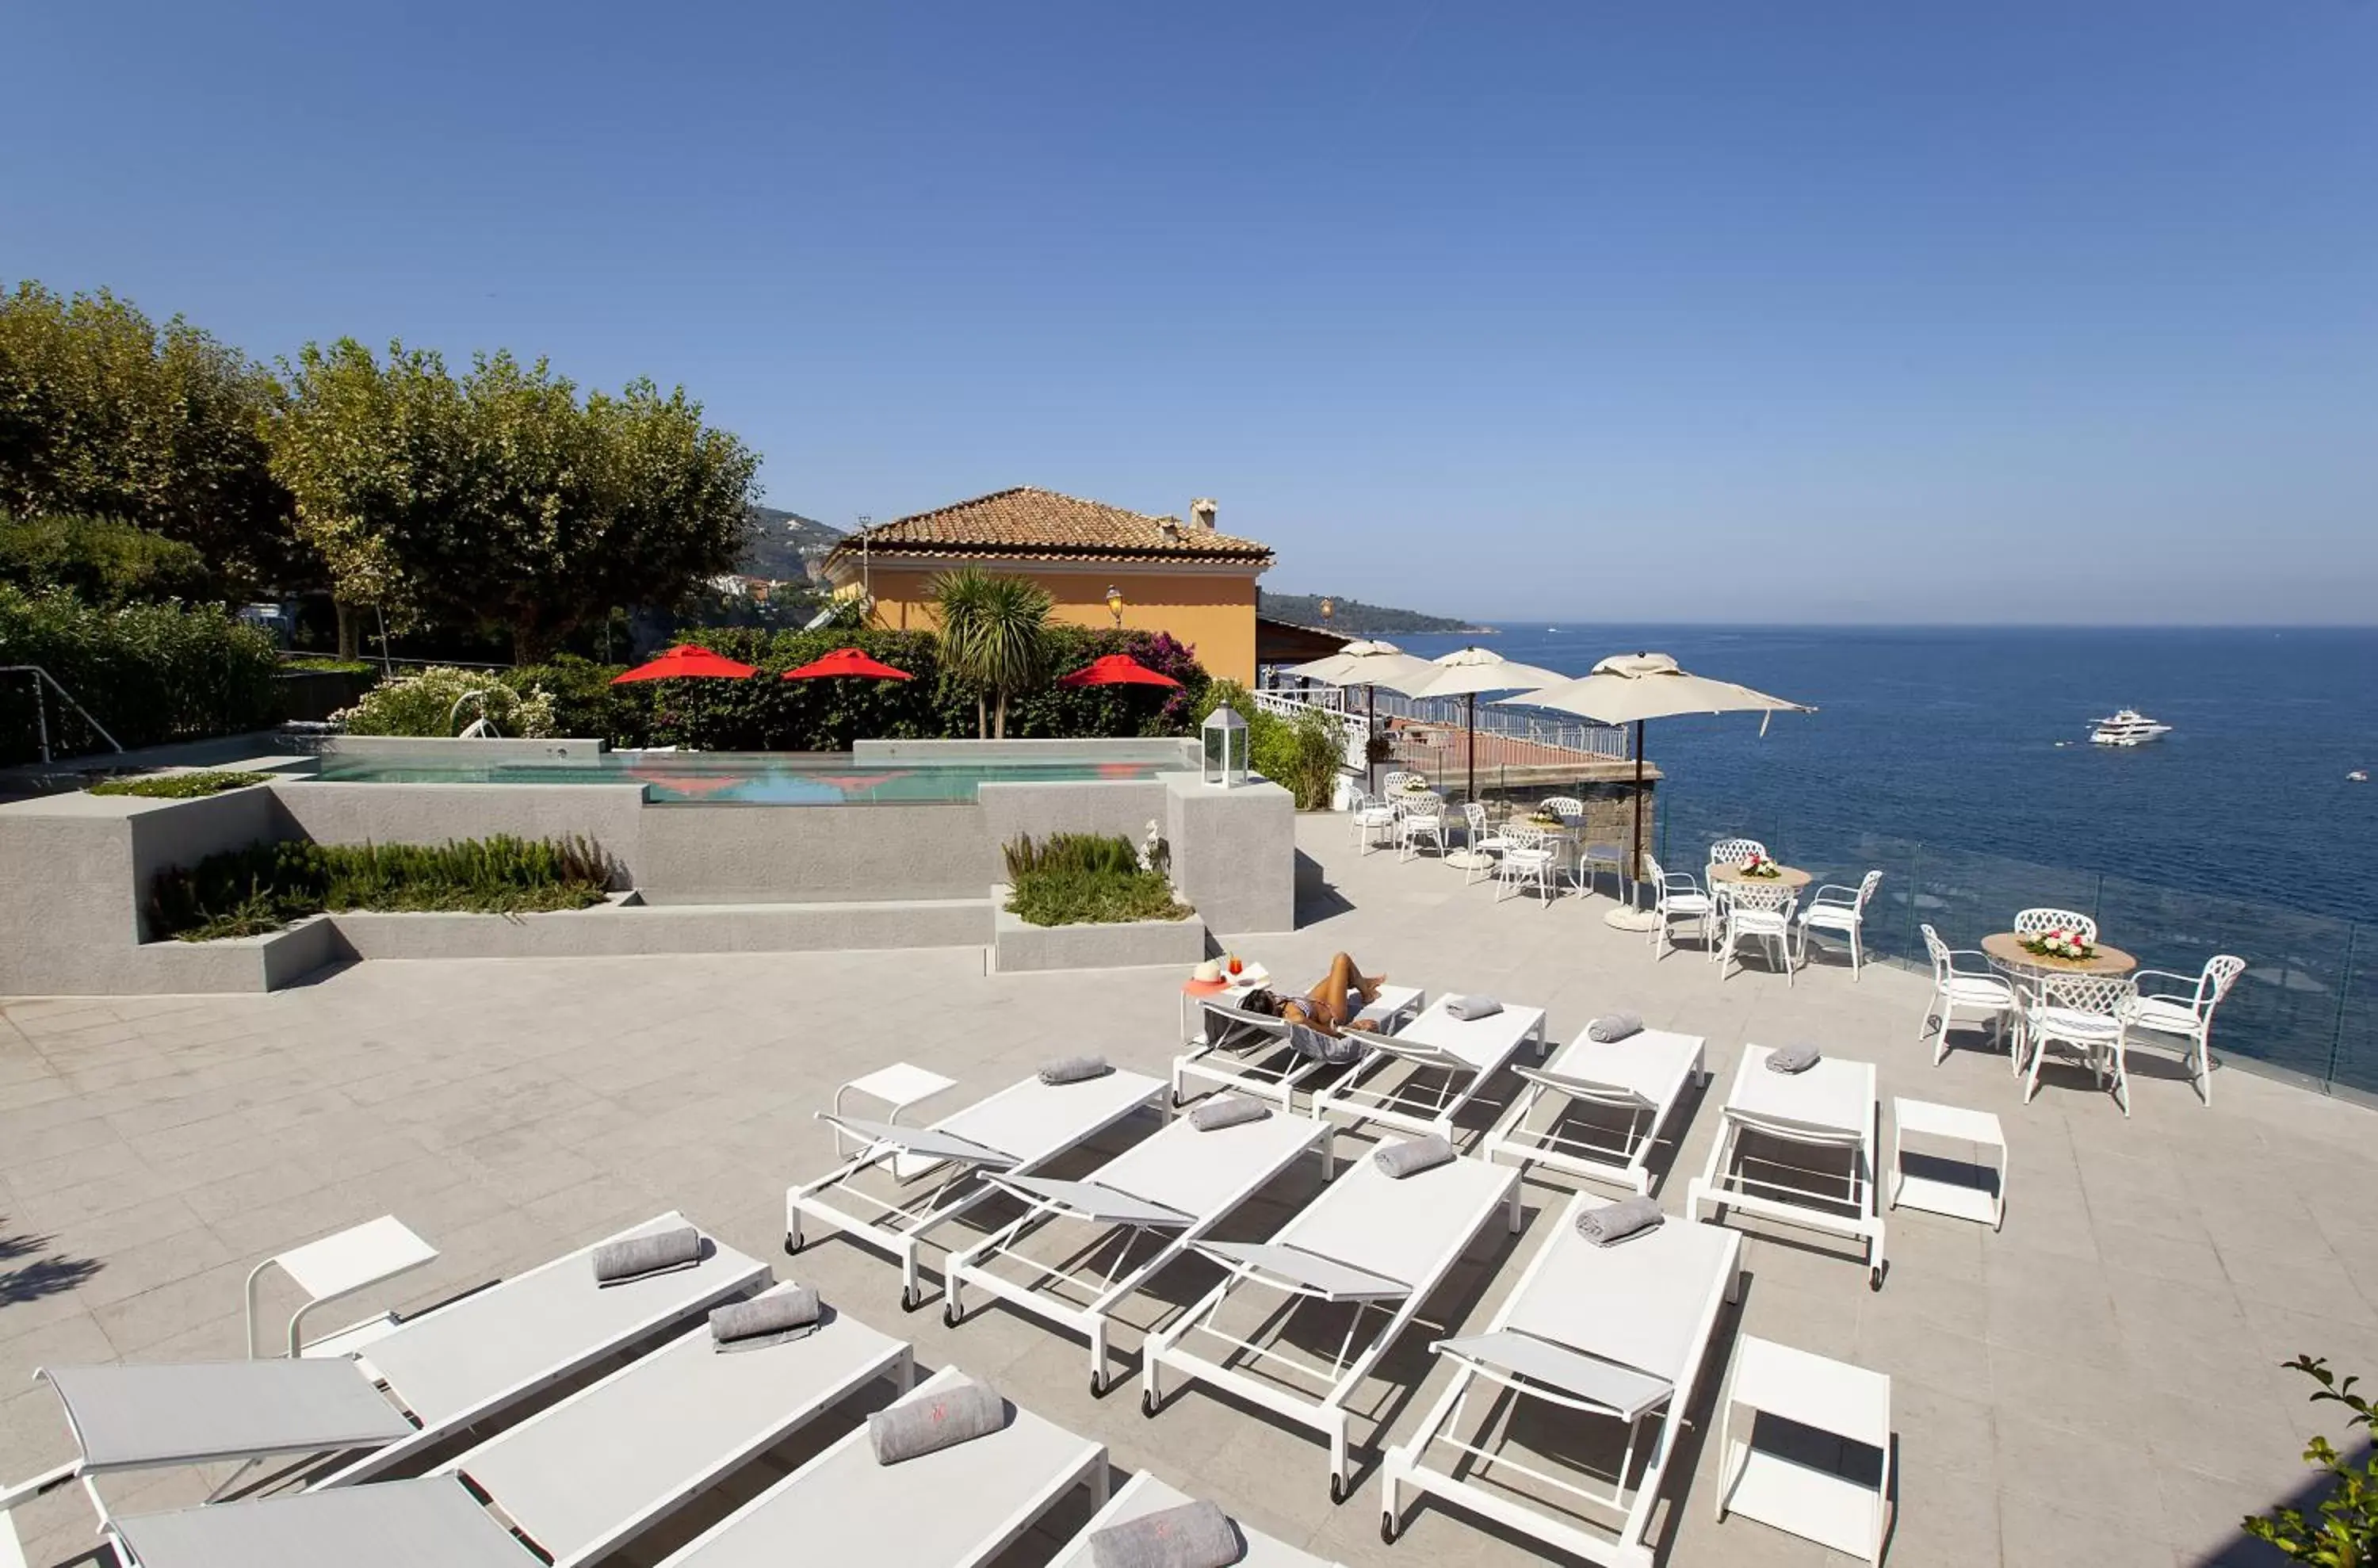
[2,665,124,763]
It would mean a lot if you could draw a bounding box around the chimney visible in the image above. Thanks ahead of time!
[1191,497,1218,532]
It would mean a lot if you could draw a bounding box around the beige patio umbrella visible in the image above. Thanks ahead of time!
[1401,646,1569,803]
[1497,652,1814,928]
[1282,639,1439,794]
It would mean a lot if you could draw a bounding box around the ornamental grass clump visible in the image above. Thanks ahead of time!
[149,834,612,941]
[1003,832,1190,927]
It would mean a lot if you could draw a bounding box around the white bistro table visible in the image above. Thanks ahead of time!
[831,1061,960,1166]
[1715,1334,1894,1567]
[249,1214,439,1359]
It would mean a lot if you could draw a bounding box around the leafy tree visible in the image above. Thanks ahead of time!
[0,282,297,595]
[931,568,1052,739]
[0,511,212,604]
[270,339,760,660]
[2246,1356,2377,1565]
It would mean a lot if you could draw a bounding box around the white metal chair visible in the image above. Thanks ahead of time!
[2013,907,2098,946]
[1459,802,1508,887]
[1382,771,1425,795]
[1348,791,1399,855]
[1644,856,1717,959]
[1705,837,1768,942]
[1795,870,1883,981]
[1397,794,1449,861]
[1719,882,1799,984]
[1539,797,1586,891]
[1580,839,1628,900]
[1919,924,2020,1066]
[2123,954,2244,1107]
[1494,822,1560,906]
[2023,971,2139,1116]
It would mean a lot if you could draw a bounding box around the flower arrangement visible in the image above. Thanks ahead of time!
[1738,852,1782,879]
[2020,927,2097,962]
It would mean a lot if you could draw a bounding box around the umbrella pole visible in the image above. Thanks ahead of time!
[1466,693,1478,803]
[1630,719,1646,893]
[1367,683,1378,797]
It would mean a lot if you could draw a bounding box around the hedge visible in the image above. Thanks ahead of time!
[342,626,1213,751]
[0,585,281,763]
[149,834,613,941]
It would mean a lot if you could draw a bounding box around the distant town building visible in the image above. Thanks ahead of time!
[708,573,779,602]
[821,487,1275,683]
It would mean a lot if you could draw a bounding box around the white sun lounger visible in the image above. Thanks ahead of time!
[1687,1047,1886,1288]
[656,1366,1110,1568]
[946,1107,1333,1394]
[1381,1192,1742,1566]
[1309,996,1546,1146]
[1485,1027,1708,1195]
[109,1479,528,1568]
[787,1068,1165,1310]
[1173,985,1424,1112]
[101,1283,910,1568]
[10,1211,765,1541]
[1141,1149,1521,1502]
[1051,1470,1349,1567]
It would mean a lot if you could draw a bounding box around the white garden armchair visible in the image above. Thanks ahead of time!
[1348,791,1399,855]
[1719,882,1799,984]
[2013,907,2098,945]
[1459,802,1508,887]
[1494,823,1561,906]
[1705,837,1768,935]
[1920,923,2020,1066]
[1397,793,1450,862]
[2024,970,2139,1116]
[1795,870,1883,981]
[1644,855,1716,959]
[2124,954,2244,1107]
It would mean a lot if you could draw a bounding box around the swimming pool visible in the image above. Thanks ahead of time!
[307,751,1172,805]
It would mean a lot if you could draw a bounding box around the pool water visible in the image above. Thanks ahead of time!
[308,751,1171,805]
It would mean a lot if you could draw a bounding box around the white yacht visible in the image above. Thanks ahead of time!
[2089,709,2172,747]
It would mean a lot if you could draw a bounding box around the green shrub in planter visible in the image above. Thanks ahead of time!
[149,833,613,941]
[1002,832,1190,927]
[89,771,273,799]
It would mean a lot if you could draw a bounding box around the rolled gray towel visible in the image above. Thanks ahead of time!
[1587,1012,1643,1043]
[1090,1499,1241,1568]
[1189,1095,1269,1131]
[1373,1134,1455,1180]
[709,1286,820,1352]
[1576,1195,1664,1247]
[1040,1054,1111,1085]
[869,1379,1006,1464]
[1766,1043,1822,1074]
[592,1225,703,1286]
[1443,994,1502,1021]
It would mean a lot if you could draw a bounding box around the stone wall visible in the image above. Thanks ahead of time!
[1483,778,1659,880]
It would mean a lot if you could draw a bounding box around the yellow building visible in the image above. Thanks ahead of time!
[821,488,1275,684]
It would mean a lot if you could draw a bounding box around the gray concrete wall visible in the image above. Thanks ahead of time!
[327,896,989,959]
[313,735,608,763]
[1163,772,1296,935]
[266,782,645,889]
[634,802,992,904]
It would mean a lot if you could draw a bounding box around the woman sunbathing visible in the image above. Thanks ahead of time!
[1257,952,1390,1037]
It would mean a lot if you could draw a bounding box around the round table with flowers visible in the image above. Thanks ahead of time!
[1709,861,1814,894]
[1978,930,2138,980]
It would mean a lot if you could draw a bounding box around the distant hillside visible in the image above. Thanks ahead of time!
[738,505,843,582]
[1258,592,1485,637]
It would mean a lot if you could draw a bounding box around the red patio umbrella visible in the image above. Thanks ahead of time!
[610,644,758,683]
[782,647,915,682]
[1056,654,1182,689]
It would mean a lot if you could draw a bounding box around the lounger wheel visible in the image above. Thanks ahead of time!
[901,1285,923,1313]
[1869,1260,1886,1291]
[783,1231,803,1256]
[1140,1388,1159,1417]
[1380,1512,1399,1544]
[943,1302,962,1327]
[1330,1472,1348,1505]
[1090,1371,1107,1398]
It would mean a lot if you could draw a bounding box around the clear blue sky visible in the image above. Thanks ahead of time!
[6,2,2372,623]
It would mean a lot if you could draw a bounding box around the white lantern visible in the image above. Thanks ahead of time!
[1202,705,1249,788]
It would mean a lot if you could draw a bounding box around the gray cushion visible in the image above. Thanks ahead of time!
[868,1379,1006,1464]
[1090,1499,1242,1568]
[1374,1134,1455,1180]
[1040,1054,1112,1085]
[592,1225,703,1285]
[1765,1043,1822,1074]
[1444,995,1502,1022]
[1575,1195,1664,1247]
[1587,1012,1644,1043]
[709,1287,820,1351]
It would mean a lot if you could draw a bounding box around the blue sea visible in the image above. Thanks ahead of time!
[1388,626,2378,1090]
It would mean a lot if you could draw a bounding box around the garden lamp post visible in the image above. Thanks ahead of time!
[1107,585,1125,628]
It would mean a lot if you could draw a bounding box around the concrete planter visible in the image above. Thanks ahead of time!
[990,882,1207,973]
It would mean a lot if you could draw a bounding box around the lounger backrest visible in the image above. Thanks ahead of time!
[109,1478,530,1568]
[1199,998,1290,1054]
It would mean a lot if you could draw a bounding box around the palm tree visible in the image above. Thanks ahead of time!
[931,568,1052,738]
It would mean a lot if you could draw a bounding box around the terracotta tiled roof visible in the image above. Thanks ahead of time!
[824,487,1273,568]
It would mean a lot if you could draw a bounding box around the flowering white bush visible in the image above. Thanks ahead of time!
[335,666,560,739]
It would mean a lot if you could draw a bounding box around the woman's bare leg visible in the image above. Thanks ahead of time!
[1302,953,1386,1030]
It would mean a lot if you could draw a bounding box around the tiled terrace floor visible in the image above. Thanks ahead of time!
[4,815,2375,1566]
